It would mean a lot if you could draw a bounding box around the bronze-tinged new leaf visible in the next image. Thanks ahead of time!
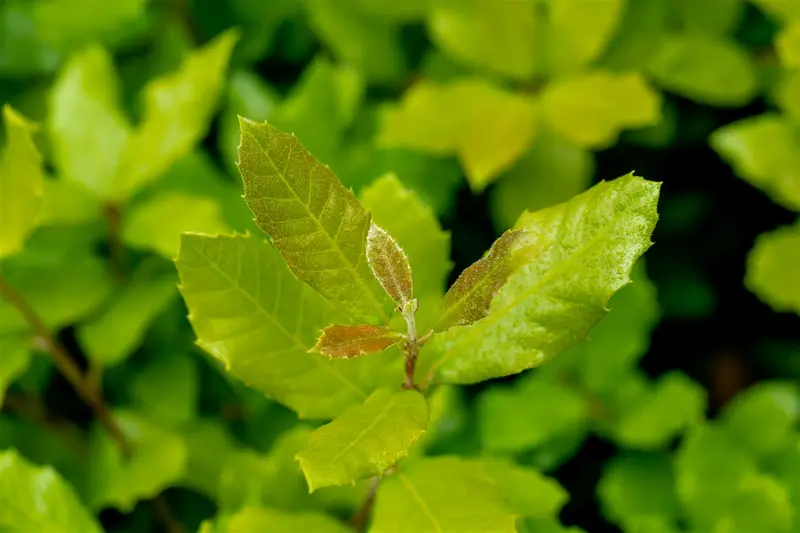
[366,223,414,307]
[237,118,393,324]
[314,324,404,359]
[435,229,534,331]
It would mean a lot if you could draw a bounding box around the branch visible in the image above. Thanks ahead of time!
[0,273,132,455]
[350,476,380,532]
[103,203,126,281]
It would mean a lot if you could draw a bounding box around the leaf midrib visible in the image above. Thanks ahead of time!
[243,128,390,323]
[328,391,399,465]
[397,471,443,533]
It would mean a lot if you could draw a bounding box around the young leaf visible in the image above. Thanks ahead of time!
[420,173,660,385]
[175,232,399,419]
[370,456,517,533]
[359,174,452,329]
[0,105,44,259]
[296,387,428,492]
[366,223,414,307]
[0,449,103,533]
[226,507,352,533]
[745,223,800,314]
[435,229,533,332]
[237,118,393,324]
[113,29,239,200]
[313,324,404,359]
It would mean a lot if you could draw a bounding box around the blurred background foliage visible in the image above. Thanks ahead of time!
[1,0,800,532]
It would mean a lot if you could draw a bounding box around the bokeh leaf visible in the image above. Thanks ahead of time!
[745,223,800,314]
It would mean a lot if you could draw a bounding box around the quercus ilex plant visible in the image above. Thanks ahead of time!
[174,117,661,529]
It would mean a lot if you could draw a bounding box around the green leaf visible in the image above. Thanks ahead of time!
[48,45,131,200]
[722,381,800,457]
[645,34,757,107]
[420,173,660,385]
[122,193,230,258]
[130,352,199,427]
[435,229,534,332]
[175,232,399,419]
[489,133,594,232]
[536,71,661,149]
[672,0,744,36]
[710,114,800,211]
[775,70,800,124]
[113,29,239,200]
[0,336,31,405]
[745,224,800,314]
[379,78,536,191]
[0,105,44,258]
[296,388,428,491]
[480,458,568,520]
[537,0,624,75]
[413,385,467,454]
[180,420,240,499]
[313,325,404,359]
[359,174,452,329]
[0,1,61,78]
[477,375,589,453]
[39,178,100,226]
[87,410,187,512]
[713,473,795,533]
[611,372,706,449]
[0,449,102,533]
[237,117,393,324]
[366,223,414,307]
[598,0,668,71]
[777,20,800,67]
[597,452,680,531]
[77,265,177,366]
[306,0,406,83]
[226,507,352,533]
[32,0,147,49]
[764,438,800,532]
[370,456,516,533]
[426,0,537,79]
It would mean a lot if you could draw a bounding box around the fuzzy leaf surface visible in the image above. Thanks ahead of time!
[314,325,404,359]
[366,223,413,307]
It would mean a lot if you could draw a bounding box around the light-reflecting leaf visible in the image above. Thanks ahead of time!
[421,173,660,385]
[435,230,534,332]
[489,133,594,232]
[710,114,800,212]
[226,506,352,533]
[777,20,800,67]
[366,223,414,307]
[646,34,757,107]
[370,456,516,533]
[77,265,177,366]
[114,29,238,200]
[536,71,661,149]
[130,352,199,427]
[122,193,230,258]
[0,105,44,258]
[0,336,31,405]
[359,174,452,329]
[48,45,130,200]
[296,388,428,491]
[314,325,404,359]
[0,449,102,533]
[379,78,536,190]
[175,233,400,419]
[745,224,800,314]
[87,410,187,512]
[238,118,393,324]
[427,0,536,79]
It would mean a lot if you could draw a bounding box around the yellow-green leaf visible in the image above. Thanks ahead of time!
[0,105,44,258]
[237,118,393,324]
[598,0,668,71]
[379,78,536,190]
[420,173,660,385]
[536,70,661,149]
[296,388,428,492]
[226,507,352,533]
[435,230,534,332]
[745,223,800,315]
[672,0,744,37]
[39,178,100,226]
[427,0,537,79]
[359,174,452,330]
[0,449,103,533]
[710,113,800,211]
[175,232,399,419]
[777,21,800,68]
[122,193,230,258]
[370,456,516,533]
[480,458,568,520]
[366,223,414,307]
[314,325,404,359]
[114,29,239,200]
[646,34,757,107]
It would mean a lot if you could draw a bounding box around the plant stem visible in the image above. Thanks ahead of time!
[400,301,420,389]
[0,273,132,455]
[103,203,126,281]
[350,476,380,532]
